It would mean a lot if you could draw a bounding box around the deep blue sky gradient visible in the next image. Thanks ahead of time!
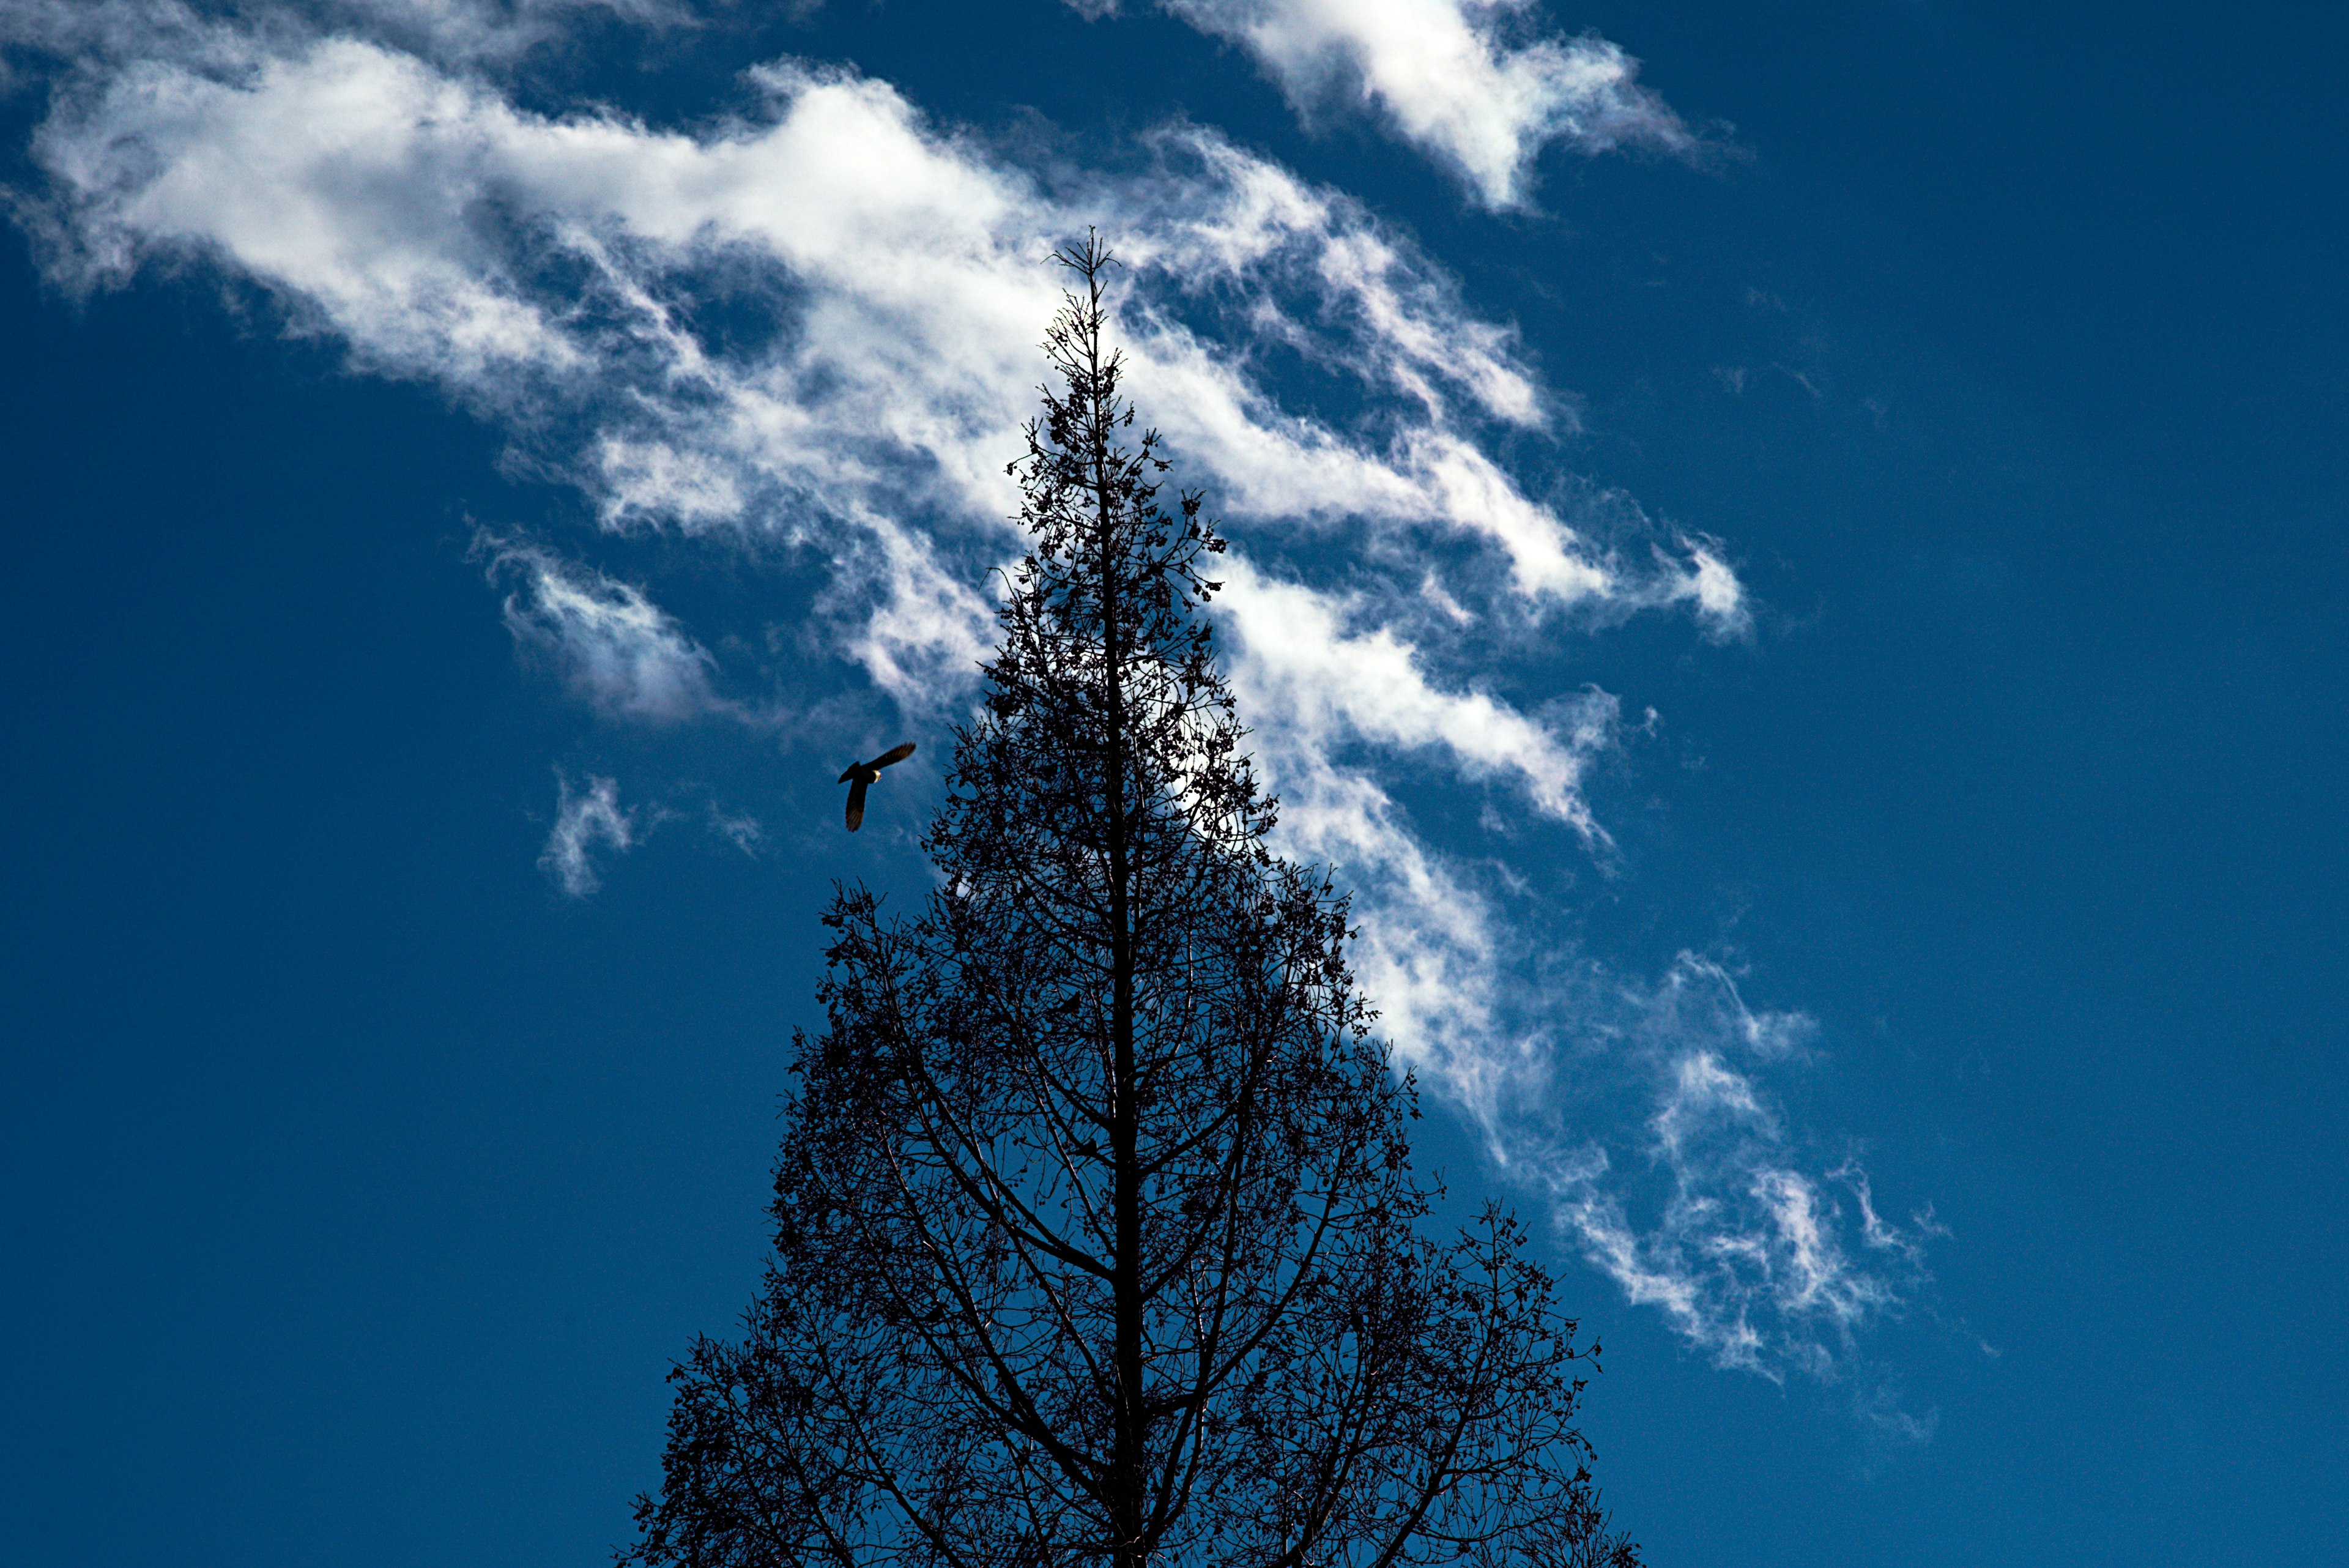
[4,3,2346,1564]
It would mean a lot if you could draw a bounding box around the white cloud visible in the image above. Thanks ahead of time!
[540,772,636,895]
[481,536,721,721]
[1267,757,1524,1120]
[1520,956,1935,1392]
[3,7,1923,1397]
[707,804,763,855]
[0,0,686,77]
[814,509,1000,719]
[1217,553,1618,839]
[15,28,1715,604]
[1080,0,1696,209]
[1244,782,1933,1409]
[1672,537,1751,639]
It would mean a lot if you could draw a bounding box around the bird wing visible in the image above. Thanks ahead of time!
[844,776,870,831]
[868,741,916,771]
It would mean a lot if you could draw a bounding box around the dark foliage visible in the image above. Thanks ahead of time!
[625,240,1639,1568]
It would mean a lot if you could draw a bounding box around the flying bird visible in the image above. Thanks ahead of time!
[839,742,916,831]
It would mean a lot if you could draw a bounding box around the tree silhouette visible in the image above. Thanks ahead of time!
[625,239,1639,1568]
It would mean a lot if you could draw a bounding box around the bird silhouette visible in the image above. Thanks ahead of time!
[839,742,915,831]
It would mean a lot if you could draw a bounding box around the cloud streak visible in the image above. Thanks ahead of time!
[1076,0,1697,208]
[4,1,1917,1402]
[481,536,723,722]
[1413,944,1938,1395]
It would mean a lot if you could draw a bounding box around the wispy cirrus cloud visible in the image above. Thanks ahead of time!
[480,536,724,723]
[540,771,636,896]
[1071,0,1698,209]
[1527,956,1939,1396]
[1215,552,1622,842]
[2,0,1915,1405]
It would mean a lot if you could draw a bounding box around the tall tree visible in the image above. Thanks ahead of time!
[626,240,1638,1568]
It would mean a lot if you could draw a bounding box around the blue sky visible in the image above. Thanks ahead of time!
[2,2,2343,1563]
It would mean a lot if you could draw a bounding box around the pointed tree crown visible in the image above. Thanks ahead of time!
[626,237,1638,1568]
